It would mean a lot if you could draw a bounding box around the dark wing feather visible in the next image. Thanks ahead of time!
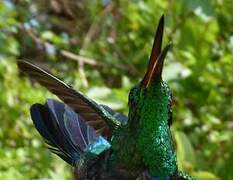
[31,100,111,166]
[101,105,128,125]
[31,104,79,165]
[18,60,121,137]
[47,99,110,152]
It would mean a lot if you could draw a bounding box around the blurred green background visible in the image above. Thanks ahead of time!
[0,0,233,179]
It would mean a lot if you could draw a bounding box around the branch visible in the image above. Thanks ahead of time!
[19,24,93,86]
[82,3,114,50]
[60,49,100,66]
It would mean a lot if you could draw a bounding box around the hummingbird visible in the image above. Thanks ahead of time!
[18,15,195,180]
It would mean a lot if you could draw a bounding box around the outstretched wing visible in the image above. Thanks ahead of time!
[18,60,126,138]
[31,99,111,166]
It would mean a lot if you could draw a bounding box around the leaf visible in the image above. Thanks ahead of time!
[193,171,220,180]
[180,0,214,18]
[86,86,126,110]
[163,62,191,81]
[174,131,196,170]
[86,86,112,99]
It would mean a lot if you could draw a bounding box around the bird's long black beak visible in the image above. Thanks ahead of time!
[142,15,171,88]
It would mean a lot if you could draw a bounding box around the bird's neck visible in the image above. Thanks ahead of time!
[135,84,177,177]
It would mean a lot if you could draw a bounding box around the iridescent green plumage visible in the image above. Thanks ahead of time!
[137,82,177,177]
[110,82,177,178]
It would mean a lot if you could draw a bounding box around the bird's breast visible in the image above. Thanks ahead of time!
[137,122,177,177]
[110,129,145,175]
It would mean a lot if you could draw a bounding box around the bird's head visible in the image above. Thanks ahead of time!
[128,15,172,127]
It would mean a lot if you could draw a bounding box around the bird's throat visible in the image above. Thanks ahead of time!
[136,83,177,177]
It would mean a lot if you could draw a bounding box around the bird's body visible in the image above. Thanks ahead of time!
[18,15,195,180]
[109,82,177,178]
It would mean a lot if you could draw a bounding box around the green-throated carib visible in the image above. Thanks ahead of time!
[18,15,195,180]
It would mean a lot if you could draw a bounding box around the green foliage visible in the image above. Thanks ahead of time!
[0,0,233,179]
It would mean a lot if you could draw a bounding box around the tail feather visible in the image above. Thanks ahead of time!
[47,100,98,150]
[31,104,73,164]
[45,101,83,153]
[30,99,110,166]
